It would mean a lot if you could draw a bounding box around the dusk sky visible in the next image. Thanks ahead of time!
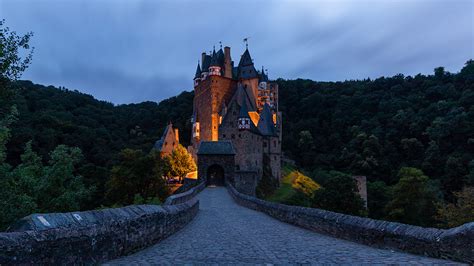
[1,0,473,104]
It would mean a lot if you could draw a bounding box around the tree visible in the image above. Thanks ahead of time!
[385,167,438,226]
[38,145,91,212]
[434,67,445,79]
[166,144,196,181]
[0,19,34,109]
[106,149,169,206]
[0,142,90,230]
[312,171,365,216]
[437,187,474,228]
[367,181,390,219]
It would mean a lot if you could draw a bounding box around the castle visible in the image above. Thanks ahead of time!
[188,45,282,195]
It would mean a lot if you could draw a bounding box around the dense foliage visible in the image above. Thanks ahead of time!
[266,164,319,207]
[165,144,196,181]
[277,62,474,226]
[2,20,473,229]
[6,81,194,208]
[312,171,366,216]
[105,149,169,206]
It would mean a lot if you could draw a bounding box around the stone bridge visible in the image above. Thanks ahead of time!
[106,187,460,264]
[1,185,472,264]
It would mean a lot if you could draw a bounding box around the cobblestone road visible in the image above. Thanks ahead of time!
[106,187,461,265]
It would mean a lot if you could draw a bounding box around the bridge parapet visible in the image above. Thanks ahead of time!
[0,198,199,264]
[164,181,206,205]
[226,182,473,264]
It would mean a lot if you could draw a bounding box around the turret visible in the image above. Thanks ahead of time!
[194,62,201,87]
[238,48,257,79]
[201,52,211,80]
[209,48,222,76]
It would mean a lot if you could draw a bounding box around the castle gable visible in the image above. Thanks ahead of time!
[154,123,179,156]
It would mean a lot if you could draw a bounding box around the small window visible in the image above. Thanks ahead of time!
[263,142,267,148]
[236,165,240,170]
[223,134,226,138]
[238,134,241,138]
[231,134,235,139]
[274,140,277,147]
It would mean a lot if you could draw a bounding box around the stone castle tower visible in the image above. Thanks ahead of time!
[188,45,282,195]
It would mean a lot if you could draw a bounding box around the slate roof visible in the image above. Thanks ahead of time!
[197,141,236,155]
[257,103,277,136]
[210,49,219,67]
[230,84,256,112]
[238,49,253,67]
[238,97,251,118]
[202,54,212,72]
[154,123,171,150]
[194,63,201,79]
[259,66,268,82]
[220,88,261,135]
[154,139,164,150]
[237,48,258,79]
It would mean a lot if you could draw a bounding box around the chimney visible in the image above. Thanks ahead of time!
[201,52,206,70]
[174,128,180,143]
[224,46,232,79]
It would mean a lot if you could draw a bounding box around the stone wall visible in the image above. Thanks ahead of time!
[164,181,206,205]
[226,183,473,263]
[197,154,235,184]
[0,199,199,264]
[234,170,259,196]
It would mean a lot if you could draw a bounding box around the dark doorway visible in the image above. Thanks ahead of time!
[207,164,225,186]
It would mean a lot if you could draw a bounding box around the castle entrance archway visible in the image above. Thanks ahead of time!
[207,164,225,186]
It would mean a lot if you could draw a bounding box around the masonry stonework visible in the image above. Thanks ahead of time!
[226,183,474,264]
[0,199,199,264]
[190,46,282,195]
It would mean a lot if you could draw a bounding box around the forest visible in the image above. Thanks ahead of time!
[276,61,474,227]
[1,21,473,230]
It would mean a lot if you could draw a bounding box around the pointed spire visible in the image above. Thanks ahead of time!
[258,103,276,136]
[194,61,201,79]
[239,48,253,67]
[259,65,268,82]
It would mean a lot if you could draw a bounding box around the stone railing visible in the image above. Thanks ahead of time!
[227,183,473,263]
[164,181,206,205]
[0,198,199,264]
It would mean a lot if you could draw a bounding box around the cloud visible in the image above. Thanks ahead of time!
[1,0,473,103]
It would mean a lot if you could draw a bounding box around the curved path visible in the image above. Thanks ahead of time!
[106,187,460,265]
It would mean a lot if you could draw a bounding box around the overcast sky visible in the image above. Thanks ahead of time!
[1,0,473,104]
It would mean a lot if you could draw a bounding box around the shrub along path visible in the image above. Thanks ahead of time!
[105,187,459,264]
